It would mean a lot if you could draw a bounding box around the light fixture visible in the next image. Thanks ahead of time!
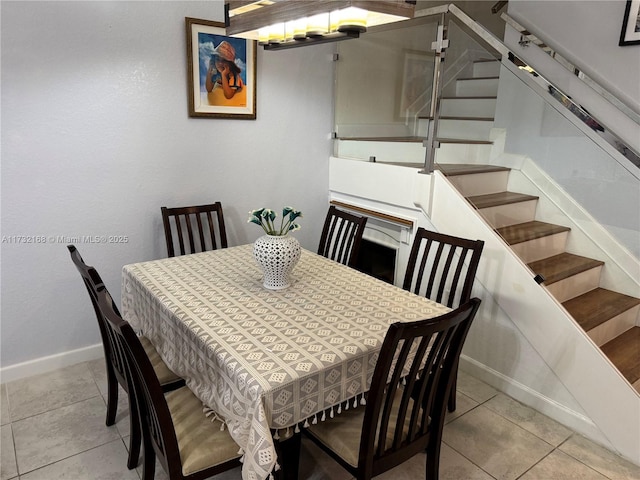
[225,1,415,50]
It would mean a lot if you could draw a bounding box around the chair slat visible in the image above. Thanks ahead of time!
[318,206,368,268]
[161,202,228,257]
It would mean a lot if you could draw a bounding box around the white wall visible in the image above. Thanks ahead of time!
[0,1,335,372]
[508,0,640,114]
[494,0,640,258]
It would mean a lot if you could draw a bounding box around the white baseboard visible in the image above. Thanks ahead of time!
[0,343,104,383]
[459,355,614,452]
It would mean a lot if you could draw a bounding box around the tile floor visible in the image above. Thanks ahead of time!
[1,360,638,480]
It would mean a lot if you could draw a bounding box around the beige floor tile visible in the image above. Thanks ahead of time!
[108,385,132,438]
[519,450,609,479]
[0,424,18,480]
[445,391,479,424]
[438,443,494,480]
[6,363,100,421]
[86,358,109,397]
[456,370,499,404]
[18,439,139,480]
[298,437,352,480]
[559,434,640,480]
[12,396,120,474]
[443,405,554,480]
[484,393,573,446]
[375,450,428,480]
[0,384,9,426]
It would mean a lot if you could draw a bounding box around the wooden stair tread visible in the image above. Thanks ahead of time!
[467,191,538,209]
[528,253,604,285]
[441,96,497,100]
[458,76,500,81]
[335,136,494,145]
[336,136,425,142]
[496,221,571,245]
[563,288,640,331]
[601,326,640,385]
[417,116,495,121]
[437,164,510,176]
[437,138,494,145]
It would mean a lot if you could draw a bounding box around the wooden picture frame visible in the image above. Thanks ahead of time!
[619,0,640,46]
[186,17,257,119]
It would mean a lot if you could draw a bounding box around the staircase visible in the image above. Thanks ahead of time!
[335,56,640,393]
[428,59,640,394]
[441,163,640,393]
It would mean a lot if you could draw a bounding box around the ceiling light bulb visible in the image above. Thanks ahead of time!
[337,6,368,33]
[306,13,329,37]
[268,22,285,43]
[292,18,307,40]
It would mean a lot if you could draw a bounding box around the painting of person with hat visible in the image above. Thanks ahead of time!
[204,40,246,106]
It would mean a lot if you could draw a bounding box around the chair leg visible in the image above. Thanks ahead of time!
[141,442,156,480]
[105,365,119,426]
[126,395,142,469]
[447,371,457,412]
[425,441,442,480]
[447,361,459,412]
[273,432,302,480]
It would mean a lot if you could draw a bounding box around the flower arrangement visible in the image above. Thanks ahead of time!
[248,207,303,236]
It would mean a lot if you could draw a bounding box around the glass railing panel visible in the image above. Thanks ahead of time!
[494,58,640,258]
[333,16,440,163]
[432,15,639,258]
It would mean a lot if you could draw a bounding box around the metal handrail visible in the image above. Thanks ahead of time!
[501,13,640,125]
[414,3,640,173]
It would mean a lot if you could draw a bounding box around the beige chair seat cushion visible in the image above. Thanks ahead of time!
[306,388,414,468]
[140,336,181,385]
[165,387,241,476]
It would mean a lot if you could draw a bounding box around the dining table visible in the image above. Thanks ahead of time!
[121,243,450,480]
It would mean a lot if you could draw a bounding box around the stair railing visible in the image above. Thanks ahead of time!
[417,3,640,174]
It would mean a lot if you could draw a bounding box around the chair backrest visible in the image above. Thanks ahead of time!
[403,227,484,308]
[161,202,228,257]
[359,298,481,478]
[317,206,368,267]
[67,245,128,388]
[93,283,183,477]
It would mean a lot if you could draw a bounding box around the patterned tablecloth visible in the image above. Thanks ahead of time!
[121,244,450,480]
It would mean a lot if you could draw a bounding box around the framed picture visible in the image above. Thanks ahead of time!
[619,0,640,46]
[397,50,434,119]
[186,17,257,119]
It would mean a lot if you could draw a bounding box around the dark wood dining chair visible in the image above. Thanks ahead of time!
[68,245,185,469]
[93,283,243,480]
[402,228,484,412]
[304,298,482,480]
[318,205,368,267]
[161,202,228,257]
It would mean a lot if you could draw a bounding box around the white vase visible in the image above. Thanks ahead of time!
[253,234,301,290]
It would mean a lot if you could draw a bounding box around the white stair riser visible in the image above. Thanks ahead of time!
[418,119,493,141]
[440,97,497,118]
[588,306,640,347]
[477,200,538,228]
[511,231,570,264]
[456,78,499,97]
[473,61,501,77]
[446,171,509,196]
[546,266,603,303]
[434,143,494,164]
